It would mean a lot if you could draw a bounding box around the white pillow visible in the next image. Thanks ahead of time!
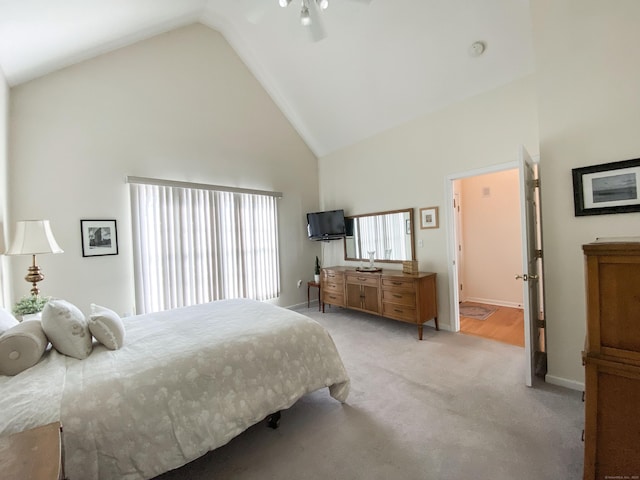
[0,307,19,334]
[0,320,49,375]
[41,299,92,360]
[89,304,125,350]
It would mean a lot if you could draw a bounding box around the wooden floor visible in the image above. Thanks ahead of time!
[459,302,524,347]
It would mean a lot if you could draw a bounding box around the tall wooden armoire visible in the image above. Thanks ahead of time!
[582,240,640,479]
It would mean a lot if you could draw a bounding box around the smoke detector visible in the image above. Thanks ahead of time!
[468,41,486,57]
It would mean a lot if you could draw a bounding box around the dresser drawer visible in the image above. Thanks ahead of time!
[322,270,344,285]
[323,292,345,306]
[381,289,416,307]
[323,281,343,294]
[346,273,379,287]
[381,277,416,292]
[382,303,417,322]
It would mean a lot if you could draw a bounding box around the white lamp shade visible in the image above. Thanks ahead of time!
[5,220,64,255]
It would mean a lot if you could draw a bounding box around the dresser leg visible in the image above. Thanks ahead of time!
[418,325,423,341]
[434,316,439,331]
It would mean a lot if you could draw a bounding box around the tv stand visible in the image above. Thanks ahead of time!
[320,266,438,340]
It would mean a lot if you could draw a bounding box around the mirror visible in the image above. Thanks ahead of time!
[344,208,415,263]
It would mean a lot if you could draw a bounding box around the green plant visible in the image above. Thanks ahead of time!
[12,295,49,316]
[314,256,321,275]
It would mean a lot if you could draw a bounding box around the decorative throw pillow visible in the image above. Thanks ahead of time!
[0,307,19,334]
[41,299,92,360]
[89,304,125,350]
[0,320,49,375]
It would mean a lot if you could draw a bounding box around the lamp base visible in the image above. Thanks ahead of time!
[25,264,44,296]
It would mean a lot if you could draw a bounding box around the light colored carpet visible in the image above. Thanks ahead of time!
[156,304,583,480]
[459,302,498,320]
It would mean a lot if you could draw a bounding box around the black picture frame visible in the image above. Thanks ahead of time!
[80,219,118,257]
[572,158,640,216]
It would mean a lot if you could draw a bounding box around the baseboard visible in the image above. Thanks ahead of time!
[463,297,523,309]
[545,374,584,391]
[286,301,311,310]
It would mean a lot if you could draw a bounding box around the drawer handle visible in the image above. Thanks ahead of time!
[393,294,402,298]
[394,309,403,313]
[329,295,337,300]
[392,282,402,286]
[358,277,368,281]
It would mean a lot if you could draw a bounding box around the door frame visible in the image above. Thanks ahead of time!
[444,160,519,333]
[444,155,542,385]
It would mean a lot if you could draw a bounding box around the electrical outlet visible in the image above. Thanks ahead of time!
[297,279,302,288]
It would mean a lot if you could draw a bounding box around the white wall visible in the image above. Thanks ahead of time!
[531,0,640,388]
[8,23,320,315]
[0,67,9,308]
[460,169,523,307]
[318,76,539,333]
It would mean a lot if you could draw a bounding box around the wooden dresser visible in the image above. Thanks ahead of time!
[321,266,438,340]
[582,241,640,480]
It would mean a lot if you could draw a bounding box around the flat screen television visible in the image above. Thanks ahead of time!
[306,209,346,241]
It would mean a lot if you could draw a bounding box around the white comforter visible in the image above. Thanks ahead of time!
[0,299,350,479]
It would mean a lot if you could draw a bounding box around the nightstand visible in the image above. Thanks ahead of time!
[307,280,321,311]
[0,422,65,479]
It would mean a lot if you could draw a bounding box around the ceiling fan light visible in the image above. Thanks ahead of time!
[279,0,291,7]
[317,0,329,10]
[300,5,312,26]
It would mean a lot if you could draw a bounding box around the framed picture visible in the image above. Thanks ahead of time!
[572,158,640,216]
[420,206,439,229]
[80,220,118,257]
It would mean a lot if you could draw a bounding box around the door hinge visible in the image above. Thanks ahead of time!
[534,249,543,259]
[532,179,541,188]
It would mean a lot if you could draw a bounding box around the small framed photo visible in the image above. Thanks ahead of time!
[420,206,439,229]
[572,158,640,216]
[81,220,118,257]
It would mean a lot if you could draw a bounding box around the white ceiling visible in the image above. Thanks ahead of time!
[0,0,535,157]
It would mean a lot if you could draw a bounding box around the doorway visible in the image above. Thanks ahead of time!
[445,151,546,386]
[453,169,524,348]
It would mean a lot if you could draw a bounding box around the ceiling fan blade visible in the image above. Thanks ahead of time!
[306,0,327,41]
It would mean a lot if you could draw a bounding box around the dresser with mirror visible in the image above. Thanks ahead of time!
[321,208,438,340]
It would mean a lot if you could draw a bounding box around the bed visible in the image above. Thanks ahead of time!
[0,298,350,479]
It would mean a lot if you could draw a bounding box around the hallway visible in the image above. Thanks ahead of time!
[459,302,524,347]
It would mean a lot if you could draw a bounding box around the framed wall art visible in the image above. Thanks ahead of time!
[572,158,640,216]
[81,219,118,257]
[420,206,439,229]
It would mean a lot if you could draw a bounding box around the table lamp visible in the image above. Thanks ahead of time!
[5,220,64,296]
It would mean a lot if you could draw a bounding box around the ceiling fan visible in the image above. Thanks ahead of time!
[245,0,372,42]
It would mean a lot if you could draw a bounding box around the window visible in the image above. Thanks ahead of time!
[129,177,281,314]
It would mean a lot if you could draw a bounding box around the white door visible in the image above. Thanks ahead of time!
[518,146,542,387]
[453,187,466,302]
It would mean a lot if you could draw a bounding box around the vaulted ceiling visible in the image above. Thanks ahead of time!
[0,0,535,156]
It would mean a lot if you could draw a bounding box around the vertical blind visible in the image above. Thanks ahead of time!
[129,178,280,314]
